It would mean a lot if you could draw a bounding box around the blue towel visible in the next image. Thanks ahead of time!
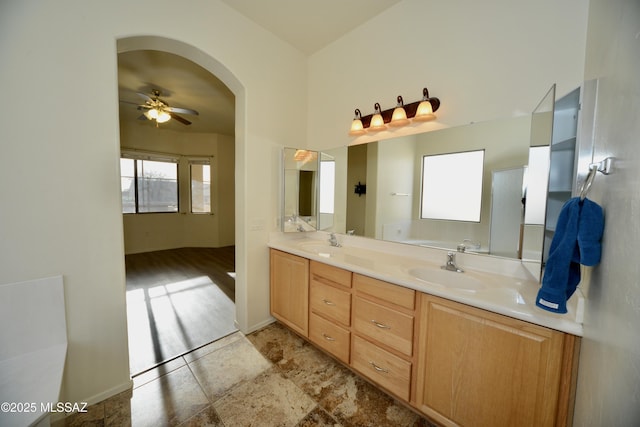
[536,197,604,313]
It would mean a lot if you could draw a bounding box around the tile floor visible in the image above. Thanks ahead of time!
[54,322,435,427]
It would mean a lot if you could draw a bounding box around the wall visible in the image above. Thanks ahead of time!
[0,0,306,406]
[119,123,235,254]
[572,0,640,424]
[308,0,589,150]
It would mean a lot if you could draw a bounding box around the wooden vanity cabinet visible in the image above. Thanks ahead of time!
[414,293,579,427]
[270,253,579,426]
[350,274,417,402]
[269,249,309,337]
[308,261,352,363]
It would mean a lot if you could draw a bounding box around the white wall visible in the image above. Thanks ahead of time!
[120,124,235,254]
[0,0,306,406]
[572,0,640,424]
[308,0,589,150]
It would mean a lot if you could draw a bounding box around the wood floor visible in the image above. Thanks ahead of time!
[125,247,237,375]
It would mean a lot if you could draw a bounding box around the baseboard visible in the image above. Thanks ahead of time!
[235,317,276,335]
[50,379,134,424]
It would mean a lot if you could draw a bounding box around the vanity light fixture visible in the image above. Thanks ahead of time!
[369,103,387,131]
[348,109,366,136]
[293,149,317,164]
[389,96,410,127]
[348,87,440,135]
[413,88,437,121]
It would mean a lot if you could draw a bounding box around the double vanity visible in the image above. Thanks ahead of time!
[269,232,582,427]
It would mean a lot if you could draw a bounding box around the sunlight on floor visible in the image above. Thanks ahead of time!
[126,275,237,375]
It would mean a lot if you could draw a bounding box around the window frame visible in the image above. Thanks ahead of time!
[189,159,212,214]
[420,149,485,222]
[120,152,180,214]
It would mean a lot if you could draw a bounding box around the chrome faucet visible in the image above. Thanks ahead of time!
[328,232,341,247]
[442,252,463,272]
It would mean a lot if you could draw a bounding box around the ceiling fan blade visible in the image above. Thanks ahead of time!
[137,105,152,111]
[167,106,199,116]
[136,92,154,102]
[138,114,148,121]
[170,112,191,125]
[119,99,140,106]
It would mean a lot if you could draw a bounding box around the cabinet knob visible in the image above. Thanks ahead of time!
[322,299,335,306]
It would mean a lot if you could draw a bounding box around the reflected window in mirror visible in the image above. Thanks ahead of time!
[421,150,484,222]
[319,160,335,215]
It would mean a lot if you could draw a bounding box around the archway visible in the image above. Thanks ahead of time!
[116,36,246,374]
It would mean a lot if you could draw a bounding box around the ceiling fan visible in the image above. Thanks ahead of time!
[123,89,199,126]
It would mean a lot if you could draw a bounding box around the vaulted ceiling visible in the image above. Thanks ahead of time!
[117,0,401,134]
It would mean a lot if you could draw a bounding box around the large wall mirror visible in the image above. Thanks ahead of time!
[283,86,558,279]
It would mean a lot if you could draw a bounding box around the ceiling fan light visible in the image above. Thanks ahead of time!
[146,108,159,119]
[156,110,171,123]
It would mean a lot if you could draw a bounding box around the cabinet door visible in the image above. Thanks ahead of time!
[270,249,309,337]
[415,294,566,427]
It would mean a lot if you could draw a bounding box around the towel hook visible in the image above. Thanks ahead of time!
[579,157,613,200]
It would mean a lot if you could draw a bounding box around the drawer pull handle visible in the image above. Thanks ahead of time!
[322,299,335,306]
[369,361,389,374]
[322,333,336,341]
[371,320,391,329]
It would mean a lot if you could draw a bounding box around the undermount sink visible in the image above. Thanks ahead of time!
[407,267,487,291]
[297,242,342,257]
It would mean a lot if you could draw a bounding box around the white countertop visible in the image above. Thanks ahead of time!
[269,232,584,336]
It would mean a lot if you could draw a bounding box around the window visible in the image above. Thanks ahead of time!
[190,162,211,213]
[120,156,178,213]
[421,150,484,222]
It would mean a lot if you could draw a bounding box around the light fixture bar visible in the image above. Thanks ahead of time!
[349,87,440,135]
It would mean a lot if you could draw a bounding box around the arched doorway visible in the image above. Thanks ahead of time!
[116,36,245,375]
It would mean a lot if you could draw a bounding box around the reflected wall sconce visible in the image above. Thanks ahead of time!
[349,87,440,136]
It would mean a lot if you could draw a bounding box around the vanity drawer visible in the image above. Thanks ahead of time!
[353,296,414,356]
[311,261,352,288]
[354,274,415,310]
[310,281,351,326]
[351,335,411,401]
[309,312,350,364]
